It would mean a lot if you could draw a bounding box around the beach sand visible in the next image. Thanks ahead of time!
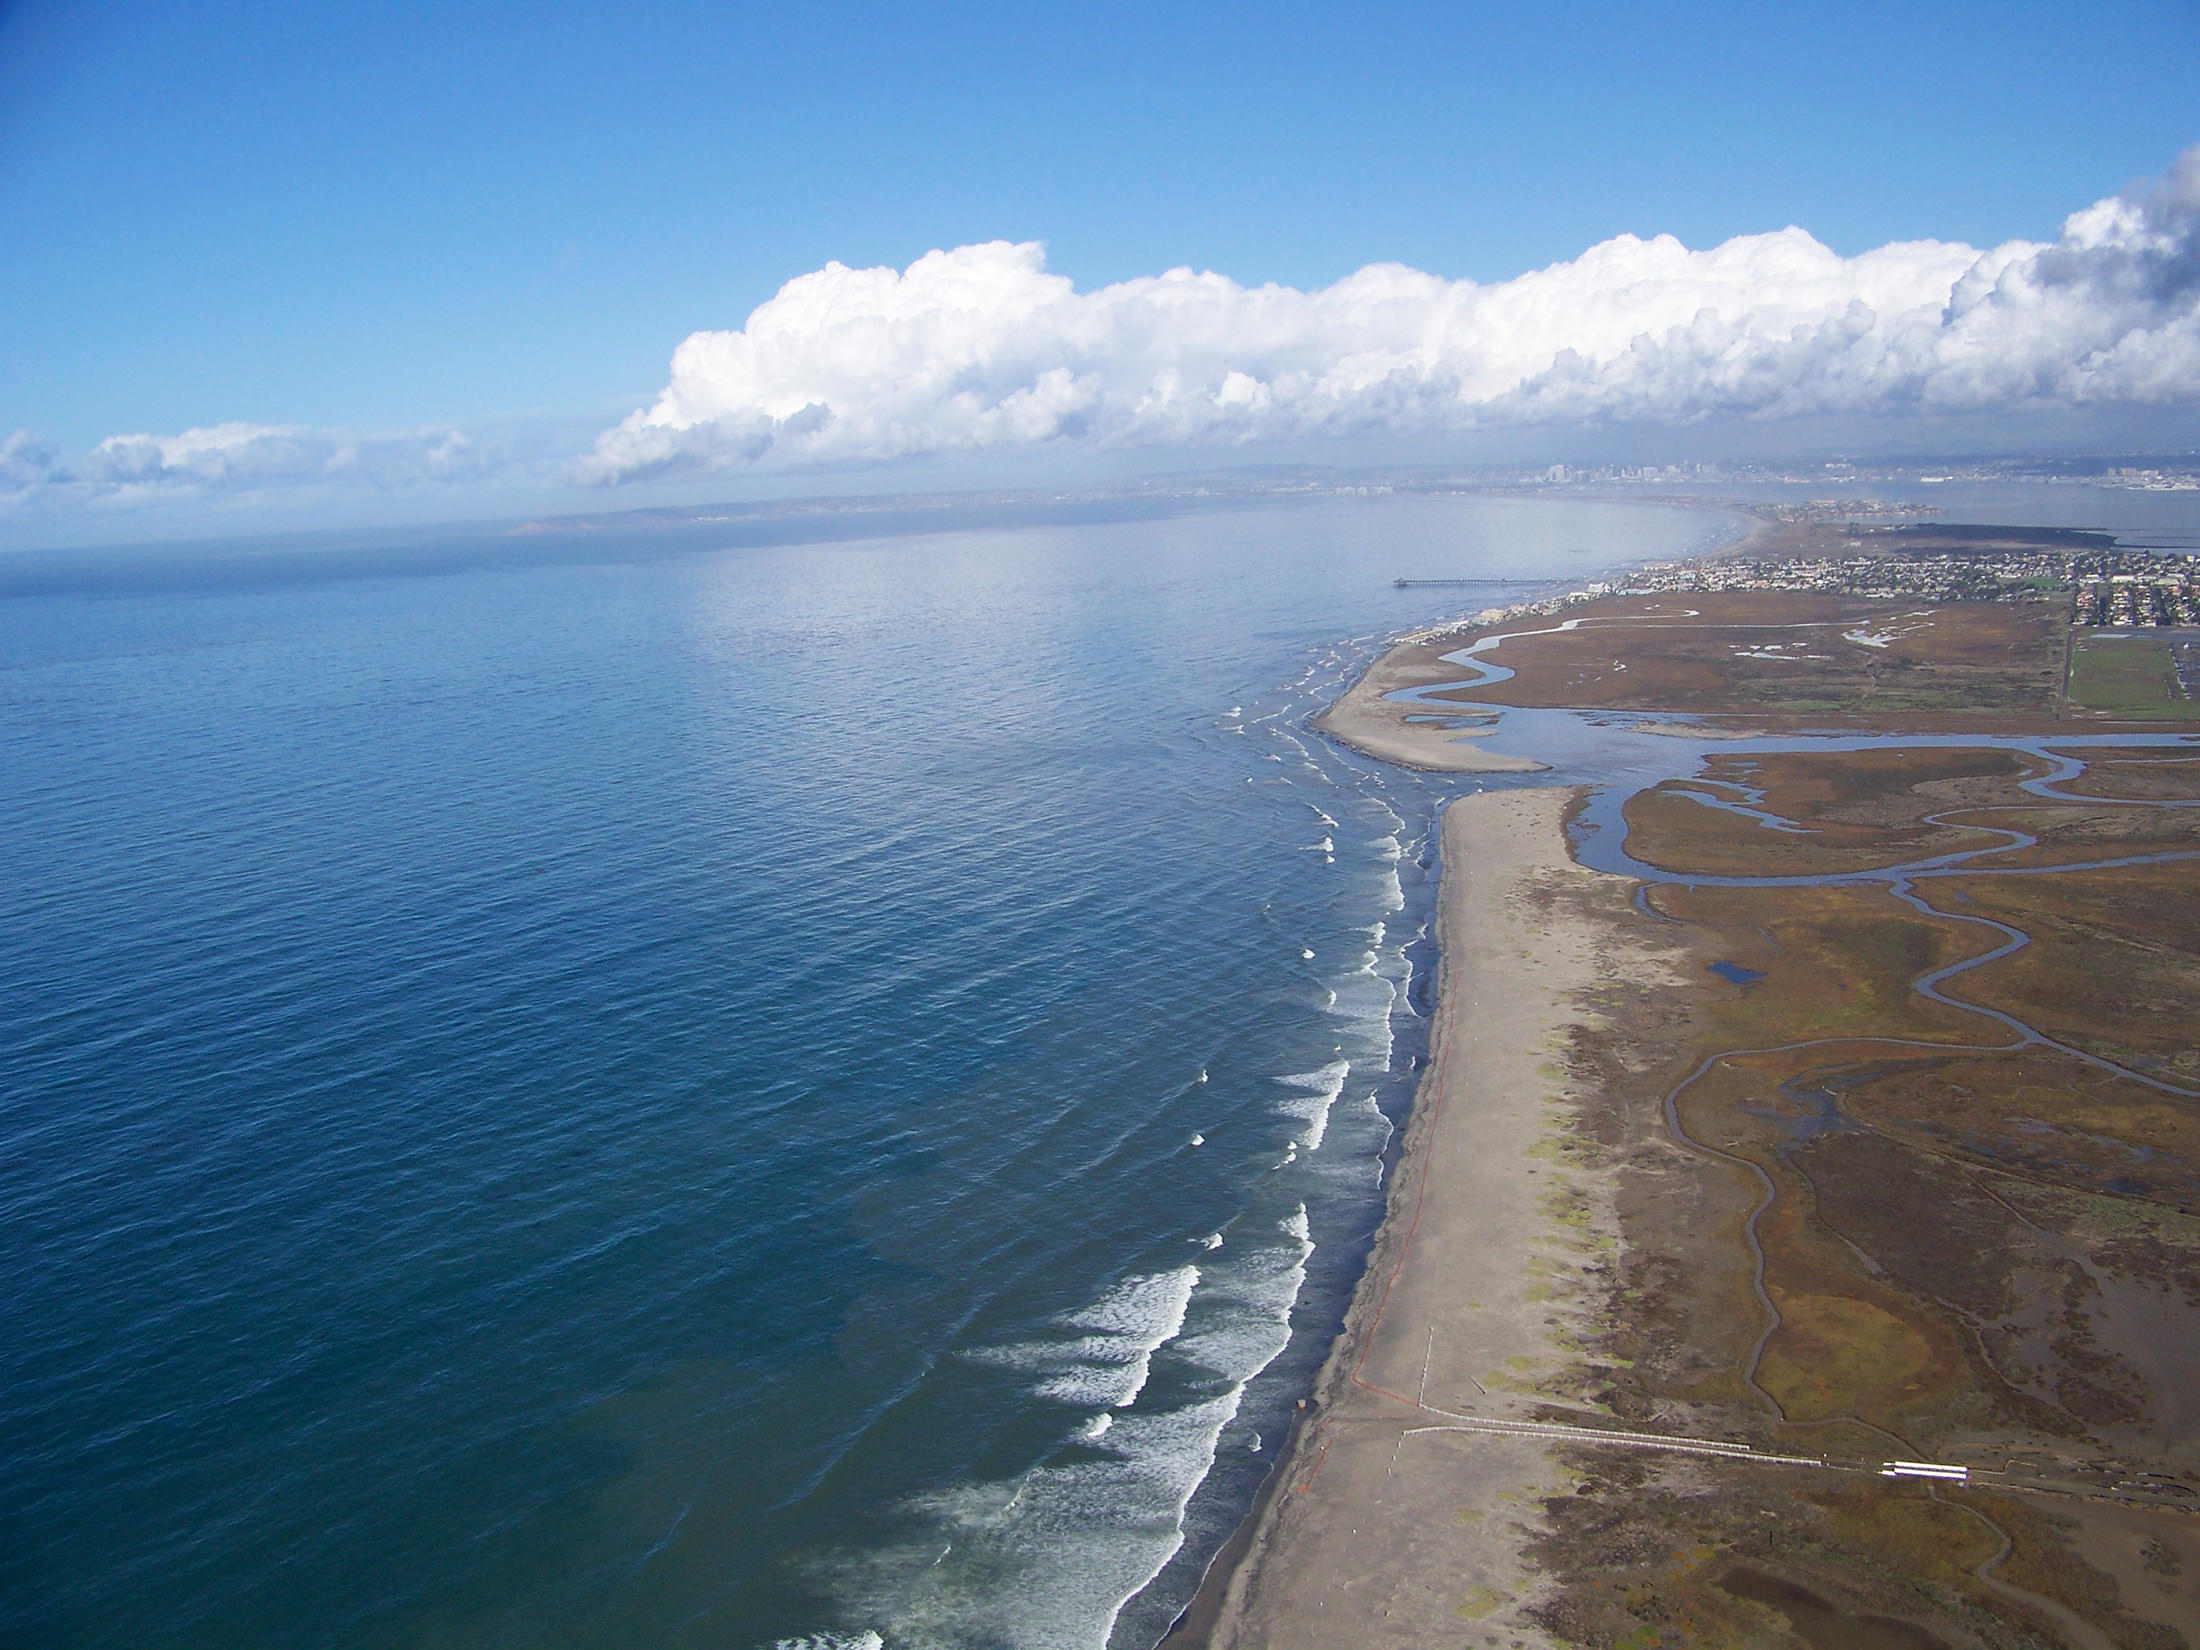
[1197,788,1680,1649]
[1310,642,1546,772]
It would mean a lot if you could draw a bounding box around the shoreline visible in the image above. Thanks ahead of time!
[1183,786,1680,1648]
[1309,648,1547,772]
[1308,503,1776,774]
[1178,561,2200,1650]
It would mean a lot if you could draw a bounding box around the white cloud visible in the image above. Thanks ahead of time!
[71,421,498,494]
[583,144,2200,482]
[0,428,60,503]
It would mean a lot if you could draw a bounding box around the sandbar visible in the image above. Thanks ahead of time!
[1312,643,1546,772]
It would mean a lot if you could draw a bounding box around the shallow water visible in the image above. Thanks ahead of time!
[1381,612,2200,886]
[0,494,1735,1650]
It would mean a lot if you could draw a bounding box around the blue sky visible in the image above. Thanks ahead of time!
[3,0,2199,539]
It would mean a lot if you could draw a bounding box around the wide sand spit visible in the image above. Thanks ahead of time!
[1310,640,1547,772]
[1194,787,1683,1649]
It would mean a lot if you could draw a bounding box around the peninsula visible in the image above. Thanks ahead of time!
[1200,525,2200,1650]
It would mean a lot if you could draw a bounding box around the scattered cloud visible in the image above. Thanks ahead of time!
[75,421,500,493]
[582,144,2200,482]
[0,422,507,517]
[0,429,60,501]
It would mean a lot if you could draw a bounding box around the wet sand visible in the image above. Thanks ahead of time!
[1199,788,1676,1648]
[1311,639,1547,773]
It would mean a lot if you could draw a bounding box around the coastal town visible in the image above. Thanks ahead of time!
[1471,533,2200,631]
[1437,525,2200,715]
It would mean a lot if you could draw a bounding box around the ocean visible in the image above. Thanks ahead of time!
[0,492,1741,1650]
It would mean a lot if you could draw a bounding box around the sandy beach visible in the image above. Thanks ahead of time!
[1198,787,1680,1648]
[1310,641,1547,772]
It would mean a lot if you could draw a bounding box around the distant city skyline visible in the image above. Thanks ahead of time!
[3,0,2199,544]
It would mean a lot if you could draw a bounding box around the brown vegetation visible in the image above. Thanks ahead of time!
[1421,592,2068,720]
[1508,624,2200,1646]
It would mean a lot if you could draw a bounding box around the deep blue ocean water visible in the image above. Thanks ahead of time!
[0,494,1737,1650]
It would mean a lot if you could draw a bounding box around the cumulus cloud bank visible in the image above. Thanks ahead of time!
[583,144,2200,482]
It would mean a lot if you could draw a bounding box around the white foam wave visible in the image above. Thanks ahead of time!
[839,1208,1328,1648]
[1272,1060,1348,1152]
[1174,1206,1316,1382]
[1273,1061,1348,1093]
[1033,1352,1157,1408]
[879,1389,1249,1650]
[774,1635,883,1650]
[974,1266,1200,1411]
[1069,1267,1198,1341]
[1324,956,1398,1074]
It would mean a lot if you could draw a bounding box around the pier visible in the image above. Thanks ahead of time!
[1392,577,1526,588]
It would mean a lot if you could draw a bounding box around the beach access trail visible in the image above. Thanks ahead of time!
[1206,788,1682,1647]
